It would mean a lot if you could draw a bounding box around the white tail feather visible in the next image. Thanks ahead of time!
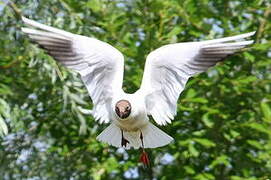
[97,123,121,147]
[97,123,173,149]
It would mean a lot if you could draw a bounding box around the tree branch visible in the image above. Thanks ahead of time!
[7,0,22,20]
[255,4,271,43]
[0,1,23,69]
[0,60,21,69]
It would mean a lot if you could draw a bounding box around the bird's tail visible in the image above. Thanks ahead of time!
[97,123,173,149]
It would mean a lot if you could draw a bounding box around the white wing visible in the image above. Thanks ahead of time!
[139,31,255,125]
[21,17,124,124]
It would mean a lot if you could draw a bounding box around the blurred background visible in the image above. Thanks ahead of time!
[0,0,271,179]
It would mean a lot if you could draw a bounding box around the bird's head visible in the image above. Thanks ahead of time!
[115,100,131,119]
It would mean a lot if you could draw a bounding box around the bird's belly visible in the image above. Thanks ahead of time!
[114,116,148,132]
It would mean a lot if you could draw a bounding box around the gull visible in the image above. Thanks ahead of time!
[21,17,255,158]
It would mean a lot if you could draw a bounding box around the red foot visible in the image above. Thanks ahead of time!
[140,151,150,167]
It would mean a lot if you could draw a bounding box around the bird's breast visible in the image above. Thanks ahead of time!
[114,114,148,132]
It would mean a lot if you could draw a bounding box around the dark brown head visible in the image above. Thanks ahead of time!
[115,100,131,119]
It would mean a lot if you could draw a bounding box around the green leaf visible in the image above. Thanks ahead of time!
[0,99,10,119]
[0,116,8,137]
[167,27,182,37]
[253,42,271,51]
[236,75,257,84]
[243,52,255,62]
[261,102,271,122]
[192,130,206,136]
[246,140,264,150]
[202,113,214,128]
[77,112,87,135]
[0,84,12,95]
[185,89,196,98]
[194,138,216,148]
[189,97,208,104]
[209,155,229,169]
[230,176,244,180]
[184,165,195,175]
[245,123,271,135]
[231,176,257,180]
[105,157,119,172]
[230,130,240,139]
[194,173,215,180]
[188,143,199,157]
[87,0,102,12]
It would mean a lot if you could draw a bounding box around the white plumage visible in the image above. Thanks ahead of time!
[21,17,255,149]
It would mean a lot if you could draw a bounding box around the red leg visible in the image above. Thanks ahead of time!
[140,131,144,148]
[139,131,150,167]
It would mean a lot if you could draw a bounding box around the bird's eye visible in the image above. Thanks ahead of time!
[126,106,130,111]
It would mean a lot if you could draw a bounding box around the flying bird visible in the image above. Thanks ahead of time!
[21,17,255,164]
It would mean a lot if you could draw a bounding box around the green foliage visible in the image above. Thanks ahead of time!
[0,0,271,179]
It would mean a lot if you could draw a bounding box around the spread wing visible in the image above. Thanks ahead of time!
[139,31,255,125]
[21,17,124,123]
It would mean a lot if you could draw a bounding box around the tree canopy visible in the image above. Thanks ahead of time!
[0,0,271,179]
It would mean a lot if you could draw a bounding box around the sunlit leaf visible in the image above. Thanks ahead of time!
[209,155,230,169]
[194,138,216,148]
[247,140,264,150]
[0,116,8,137]
[261,102,271,122]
